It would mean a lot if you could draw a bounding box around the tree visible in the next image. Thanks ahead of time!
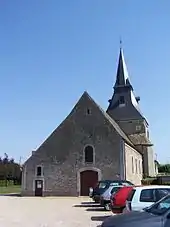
[0,153,22,186]
[158,164,170,173]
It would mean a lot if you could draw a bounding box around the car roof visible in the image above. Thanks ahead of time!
[117,186,133,190]
[98,180,132,183]
[134,185,170,190]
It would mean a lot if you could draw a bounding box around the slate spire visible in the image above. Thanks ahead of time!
[107,47,143,118]
[114,47,132,89]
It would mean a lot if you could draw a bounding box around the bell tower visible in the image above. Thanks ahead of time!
[107,47,155,177]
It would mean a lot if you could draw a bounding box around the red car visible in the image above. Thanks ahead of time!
[110,186,133,213]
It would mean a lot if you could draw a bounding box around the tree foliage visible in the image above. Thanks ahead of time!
[0,153,22,186]
[158,164,170,173]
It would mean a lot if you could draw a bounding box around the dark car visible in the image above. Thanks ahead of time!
[101,194,170,227]
[91,180,133,203]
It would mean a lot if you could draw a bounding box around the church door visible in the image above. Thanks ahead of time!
[80,170,98,196]
[35,180,43,196]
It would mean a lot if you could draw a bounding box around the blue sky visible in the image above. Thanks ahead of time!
[0,1,170,164]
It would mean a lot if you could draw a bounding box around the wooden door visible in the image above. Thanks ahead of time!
[80,170,98,196]
[35,180,43,196]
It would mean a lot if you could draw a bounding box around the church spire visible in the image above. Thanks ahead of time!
[114,48,132,89]
[107,47,143,120]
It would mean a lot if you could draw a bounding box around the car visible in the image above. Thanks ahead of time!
[110,186,133,213]
[125,185,170,212]
[101,194,170,227]
[91,180,133,203]
[100,185,124,210]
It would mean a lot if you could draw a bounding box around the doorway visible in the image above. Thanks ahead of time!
[35,180,43,196]
[80,170,98,196]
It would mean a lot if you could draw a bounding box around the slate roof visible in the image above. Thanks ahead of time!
[128,133,153,146]
[85,92,134,146]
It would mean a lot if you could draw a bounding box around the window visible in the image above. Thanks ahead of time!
[111,186,122,194]
[110,182,119,186]
[36,166,42,176]
[132,156,134,173]
[84,145,94,163]
[119,96,125,104]
[127,189,136,201]
[139,160,141,174]
[135,159,138,174]
[87,108,91,115]
[145,196,170,216]
[136,125,141,131]
[119,96,125,107]
[155,189,170,201]
[98,182,107,189]
[140,189,155,202]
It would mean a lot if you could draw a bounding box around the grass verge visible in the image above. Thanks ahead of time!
[0,185,21,194]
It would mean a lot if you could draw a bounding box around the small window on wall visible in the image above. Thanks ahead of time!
[86,108,91,115]
[84,145,94,163]
[135,159,138,174]
[139,160,141,174]
[36,166,42,176]
[132,157,134,173]
[136,125,141,131]
[119,96,125,107]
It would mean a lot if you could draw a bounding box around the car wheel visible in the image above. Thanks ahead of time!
[104,203,111,211]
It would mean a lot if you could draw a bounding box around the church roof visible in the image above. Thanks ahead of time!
[84,91,133,146]
[128,133,153,146]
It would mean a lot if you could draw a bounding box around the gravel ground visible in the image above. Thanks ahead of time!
[0,196,112,227]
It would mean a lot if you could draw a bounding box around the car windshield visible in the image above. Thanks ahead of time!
[98,182,107,189]
[145,195,170,216]
[111,186,121,194]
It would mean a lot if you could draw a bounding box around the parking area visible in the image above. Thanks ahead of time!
[0,196,112,227]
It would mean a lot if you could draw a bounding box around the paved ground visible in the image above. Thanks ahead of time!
[0,196,112,227]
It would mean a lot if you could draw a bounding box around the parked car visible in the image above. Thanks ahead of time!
[101,194,170,227]
[100,185,123,210]
[91,180,133,203]
[110,186,133,213]
[125,185,170,212]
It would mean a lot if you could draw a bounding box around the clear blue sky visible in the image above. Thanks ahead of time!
[0,1,169,164]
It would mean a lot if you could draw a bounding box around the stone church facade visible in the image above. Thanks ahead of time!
[21,48,155,197]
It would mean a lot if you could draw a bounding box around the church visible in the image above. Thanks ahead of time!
[21,48,155,196]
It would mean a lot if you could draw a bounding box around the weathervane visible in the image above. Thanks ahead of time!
[119,37,122,49]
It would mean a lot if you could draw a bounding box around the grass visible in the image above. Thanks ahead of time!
[0,185,21,194]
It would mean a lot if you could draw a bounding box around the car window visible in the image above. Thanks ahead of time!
[111,186,121,194]
[156,189,170,201]
[110,182,119,186]
[145,196,170,216]
[127,189,136,201]
[98,182,107,189]
[140,189,155,202]
[122,181,134,186]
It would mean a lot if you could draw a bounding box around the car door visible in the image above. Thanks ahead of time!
[164,212,170,227]
[137,189,156,210]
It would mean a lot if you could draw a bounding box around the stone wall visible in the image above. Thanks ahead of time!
[22,92,123,196]
[125,143,143,185]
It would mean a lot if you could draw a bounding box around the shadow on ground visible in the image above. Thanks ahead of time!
[86,207,106,212]
[91,215,110,222]
[74,201,101,208]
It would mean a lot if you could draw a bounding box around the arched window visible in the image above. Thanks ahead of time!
[84,145,94,163]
